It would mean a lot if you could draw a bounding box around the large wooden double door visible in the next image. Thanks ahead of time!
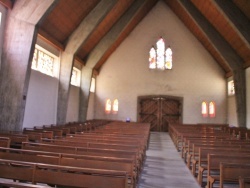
[137,95,183,132]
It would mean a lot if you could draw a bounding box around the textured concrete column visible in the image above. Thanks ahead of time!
[56,0,117,124]
[79,66,93,121]
[0,0,57,131]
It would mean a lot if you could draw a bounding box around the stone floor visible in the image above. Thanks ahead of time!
[138,132,201,188]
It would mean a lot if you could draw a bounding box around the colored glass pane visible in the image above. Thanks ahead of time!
[165,47,172,69]
[113,99,118,114]
[202,101,208,117]
[209,102,216,117]
[149,47,156,69]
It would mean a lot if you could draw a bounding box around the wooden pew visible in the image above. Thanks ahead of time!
[207,154,250,188]
[239,176,250,188]
[187,142,250,174]
[0,159,129,188]
[0,179,50,188]
[197,147,250,185]
[220,163,250,188]
[42,138,146,158]
[0,133,28,148]
[0,147,137,187]
[21,142,142,173]
[0,137,10,148]
[23,129,54,139]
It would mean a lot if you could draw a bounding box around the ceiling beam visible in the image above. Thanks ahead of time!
[215,0,250,46]
[38,29,64,51]
[85,0,150,69]
[95,0,158,72]
[165,0,231,77]
[10,0,58,25]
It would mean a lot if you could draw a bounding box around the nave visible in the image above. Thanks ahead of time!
[138,132,200,188]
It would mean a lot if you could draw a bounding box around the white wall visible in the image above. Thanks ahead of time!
[23,70,58,128]
[247,68,250,128]
[95,1,227,124]
[66,85,80,122]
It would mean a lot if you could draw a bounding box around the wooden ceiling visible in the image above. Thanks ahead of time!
[4,0,250,77]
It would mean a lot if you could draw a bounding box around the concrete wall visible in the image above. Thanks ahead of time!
[247,68,250,128]
[23,37,60,128]
[87,92,95,120]
[66,85,80,122]
[0,4,7,71]
[23,70,58,128]
[95,1,227,124]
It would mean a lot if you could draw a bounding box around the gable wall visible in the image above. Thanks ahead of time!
[93,1,227,124]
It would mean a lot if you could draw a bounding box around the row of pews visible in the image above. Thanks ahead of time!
[169,123,250,188]
[0,120,150,188]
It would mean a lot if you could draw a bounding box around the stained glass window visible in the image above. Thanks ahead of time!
[149,47,156,69]
[105,99,111,114]
[201,101,208,117]
[149,37,172,70]
[228,80,235,96]
[31,45,56,77]
[209,102,216,118]
[90,78,96,93]
[165,47,172,69]
[71,67,81,87]
[112,99,118,114]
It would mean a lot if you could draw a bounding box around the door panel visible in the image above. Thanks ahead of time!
[138,96,182,132]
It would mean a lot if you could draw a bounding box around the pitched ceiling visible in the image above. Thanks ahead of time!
[4,0,250,77]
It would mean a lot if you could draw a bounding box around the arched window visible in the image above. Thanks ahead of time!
[105,99,111,114]
[149,47,156,69]
[149,37,172,70]
[201,101,208,117]
[112,99,119,114]
[209,102,216,118]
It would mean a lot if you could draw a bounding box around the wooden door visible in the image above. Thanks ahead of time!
[137,96,182,132]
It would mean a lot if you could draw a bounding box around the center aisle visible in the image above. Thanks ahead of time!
[138,132,200,188]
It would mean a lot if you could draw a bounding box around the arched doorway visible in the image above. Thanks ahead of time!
[137,95,183,132]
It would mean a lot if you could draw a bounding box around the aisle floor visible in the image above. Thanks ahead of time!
[138,132,201,188]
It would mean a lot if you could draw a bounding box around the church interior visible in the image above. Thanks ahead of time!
[0,0,250,187]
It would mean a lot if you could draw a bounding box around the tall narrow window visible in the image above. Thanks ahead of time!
[201,101,208,117]
[209,102,216,118]
[105,99,111,114]
[165,47,173,69]
[90,78,96,93]
[112,99,119,114]
[149,47,156,69]
[149,37,172,70]
[228,80,235,96]
[70,67,81,87]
